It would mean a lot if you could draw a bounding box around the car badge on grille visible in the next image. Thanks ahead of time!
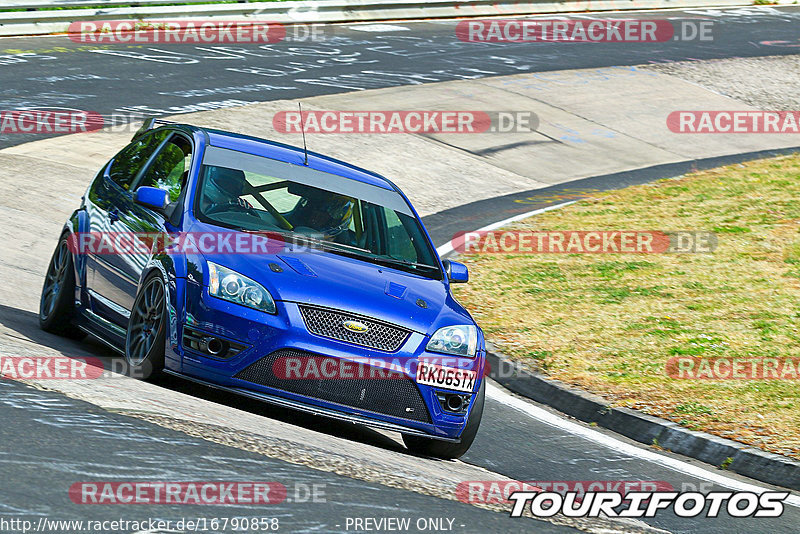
[342,320,369,334]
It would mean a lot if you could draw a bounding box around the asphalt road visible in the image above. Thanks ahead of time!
[1,5,800,150]
[2,5,800,534]
[0,377,574,534]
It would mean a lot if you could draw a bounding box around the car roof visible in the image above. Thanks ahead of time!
[172,124,396,191]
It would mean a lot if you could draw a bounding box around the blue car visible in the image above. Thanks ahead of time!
[39,119,486,458]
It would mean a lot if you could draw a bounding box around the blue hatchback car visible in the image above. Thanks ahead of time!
[39,119,486,458]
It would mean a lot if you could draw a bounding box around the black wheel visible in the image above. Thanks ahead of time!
[403,379,486,460]
[39,235,85,339]
[125,273,167,380]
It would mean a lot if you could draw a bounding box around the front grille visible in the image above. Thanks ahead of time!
[298,305,411,352]
[234,348,431,423]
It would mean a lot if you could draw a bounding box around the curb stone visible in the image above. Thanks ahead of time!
[485,348,800,491]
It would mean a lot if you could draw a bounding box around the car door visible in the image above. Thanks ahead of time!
[126,131,195,277]
[85,129,169,326]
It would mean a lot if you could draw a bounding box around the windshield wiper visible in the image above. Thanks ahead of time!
[310,239,372,255]
[372,256,439,271]
[273,231,375,256]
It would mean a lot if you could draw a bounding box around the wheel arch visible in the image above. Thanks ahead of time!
[61,208,89,300]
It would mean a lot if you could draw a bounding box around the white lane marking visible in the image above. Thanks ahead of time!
[347,24,410,32]
[435,200,800,505]
[435,200,576,257]
[487,383,800,507]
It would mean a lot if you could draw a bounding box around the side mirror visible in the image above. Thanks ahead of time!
[442,259,469,284]
[134,186,169,212]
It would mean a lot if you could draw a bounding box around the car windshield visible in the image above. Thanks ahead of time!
[196,147,441,279]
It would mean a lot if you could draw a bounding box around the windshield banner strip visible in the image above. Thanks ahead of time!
[202,146,413,217]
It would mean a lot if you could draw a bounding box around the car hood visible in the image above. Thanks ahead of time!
[185,227,472,335]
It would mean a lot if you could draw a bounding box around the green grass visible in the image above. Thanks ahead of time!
[453,153,800,459]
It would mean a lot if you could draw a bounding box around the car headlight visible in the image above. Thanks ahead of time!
[207,262,276,314]
[426,325,478,357]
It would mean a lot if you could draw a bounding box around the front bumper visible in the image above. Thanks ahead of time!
[176,281,484,441]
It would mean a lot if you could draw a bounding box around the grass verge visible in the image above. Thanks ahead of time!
[453,154,800,460]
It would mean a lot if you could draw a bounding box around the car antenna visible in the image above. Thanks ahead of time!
[298,102,309,166]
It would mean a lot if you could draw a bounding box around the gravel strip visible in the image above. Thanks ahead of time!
[643,55,800,111]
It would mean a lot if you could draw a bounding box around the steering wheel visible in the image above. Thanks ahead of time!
[205,200,260,218]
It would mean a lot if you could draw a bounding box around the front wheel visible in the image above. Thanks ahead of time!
[125,272,167,381]
[39,235,85,339]
[403,379,486,460]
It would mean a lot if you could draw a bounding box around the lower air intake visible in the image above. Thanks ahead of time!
[234,348,431,424]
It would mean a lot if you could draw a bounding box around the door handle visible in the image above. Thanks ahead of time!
[108,210,120,223]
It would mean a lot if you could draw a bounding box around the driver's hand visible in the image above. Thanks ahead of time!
[234,197,253,209]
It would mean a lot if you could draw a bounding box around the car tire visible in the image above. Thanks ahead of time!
[403,379,486,460]
[39,234,86,339]
[125,272,167,381]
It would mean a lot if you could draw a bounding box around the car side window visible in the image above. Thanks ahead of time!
[137,134,193,216]
[108,131,168,191]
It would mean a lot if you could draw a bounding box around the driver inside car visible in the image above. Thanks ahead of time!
[202,166,253,212]
[290,187,357,246]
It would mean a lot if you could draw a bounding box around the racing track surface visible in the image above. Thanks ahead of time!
[2,5,800,150]
[2,5,800,534]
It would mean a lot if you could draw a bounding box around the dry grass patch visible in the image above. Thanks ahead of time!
[453,154,800,459]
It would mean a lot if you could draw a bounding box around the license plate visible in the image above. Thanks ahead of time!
[416,361,477,393]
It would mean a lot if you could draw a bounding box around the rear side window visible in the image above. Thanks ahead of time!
[108,130,168,191]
